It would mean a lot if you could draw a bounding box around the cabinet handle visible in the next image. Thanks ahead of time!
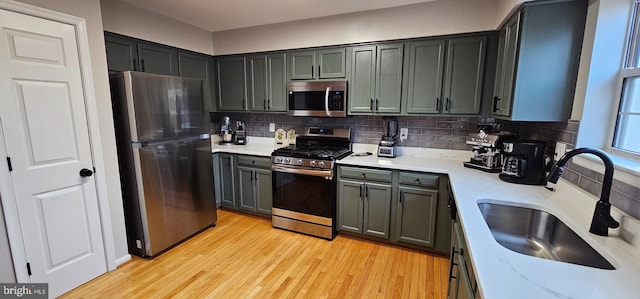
[318,65,321,77]
[311,65,314,77]
[254,170,257,181]
[375,99,379,112]
[141,59,145,72]
[250,171,254,181]
[445,98,450,112]
[370,99,374,111]
[267,99,271,110]
[493,96,501,112]
[359,185,363,199]
[448,246,459,280]
[365,185,369,199]
[436,97,441,111]
[264,99,267,110]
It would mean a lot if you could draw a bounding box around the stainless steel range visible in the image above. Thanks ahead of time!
[271,127,352,239]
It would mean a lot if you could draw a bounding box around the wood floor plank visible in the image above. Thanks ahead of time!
[61,209,449,299]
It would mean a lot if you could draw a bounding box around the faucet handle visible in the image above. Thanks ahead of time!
[590,201,620,236]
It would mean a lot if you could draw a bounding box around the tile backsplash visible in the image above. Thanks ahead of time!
[211,112,640,220]
[211,112,484,150]
[502,120,640,220]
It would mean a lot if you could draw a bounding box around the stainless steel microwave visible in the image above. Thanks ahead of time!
[287,81,347,117]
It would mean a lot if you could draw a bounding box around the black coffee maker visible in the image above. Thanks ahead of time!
[499,140,548,185]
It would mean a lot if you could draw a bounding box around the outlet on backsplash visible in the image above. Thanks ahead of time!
[399,128,408,142]
[554,142,567,162]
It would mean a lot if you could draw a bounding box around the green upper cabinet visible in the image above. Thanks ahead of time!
[247,53,287,111]
[442,36,486,114]
[178,52,208,79]
[216,56,247,111]
[492,0,588,121]
[137,41,179,76]
[350,44,404,114]
[289,47,346,80]
[247,55,267,111]
[403,40,446,114]
[104,32,137,72]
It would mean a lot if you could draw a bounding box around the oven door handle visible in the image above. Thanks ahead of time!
[272,165,333,180]
[325,86,331,117]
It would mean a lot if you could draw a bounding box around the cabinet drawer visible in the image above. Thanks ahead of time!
[237,155,271,169]
[339,166,392,183]
[399,172,439,188]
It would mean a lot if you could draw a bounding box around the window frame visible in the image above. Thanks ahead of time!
[609,0,640,161]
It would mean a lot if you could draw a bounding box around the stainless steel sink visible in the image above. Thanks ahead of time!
[477,202,615,270]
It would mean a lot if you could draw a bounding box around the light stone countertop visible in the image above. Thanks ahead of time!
[341,144,640,299]
[210,136,285,156]
[211,140,640,298]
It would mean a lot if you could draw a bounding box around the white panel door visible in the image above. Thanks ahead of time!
[0,9,106,297]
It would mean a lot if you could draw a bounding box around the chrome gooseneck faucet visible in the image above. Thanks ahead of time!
[545,148,620,236]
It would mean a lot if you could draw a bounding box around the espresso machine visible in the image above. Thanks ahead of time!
[463,128,515,172]
[499,140,548,185]
[378,118,398,158]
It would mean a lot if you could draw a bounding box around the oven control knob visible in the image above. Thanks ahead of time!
[275,157,283,163]
[310,160,316,167]
[318,161,325,168]
[297,159,303,166]
[284,158,291,164]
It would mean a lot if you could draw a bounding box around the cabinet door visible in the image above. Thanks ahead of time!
[405,40,445,114]
[494,14,520,117]
[216,57,247,111]
[397,186,438,247]
[363,182,392,239]
[443,36,486,114]
[218,154,236,207]
[290,50,316,79]
[178,52,208,79]
[318,48,346,78]
[247,55,267,111]
[267,53,287,111]
[492,27,507,117]
[237,166,256,212]
[349,46,376,113]
[255,168,273,215]
[338,180,364,234]
[375,44,403,114]
[137,41,179,76]
[104,33,137,72]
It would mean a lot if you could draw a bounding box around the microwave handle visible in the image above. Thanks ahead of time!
[325,86,331,116]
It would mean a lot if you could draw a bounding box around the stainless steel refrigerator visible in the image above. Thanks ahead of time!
[110,71,216,257]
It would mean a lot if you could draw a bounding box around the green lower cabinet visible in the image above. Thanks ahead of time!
[213,153,236,208]
[396,186,438,247]
[338,180,364,234]
[235,155,272,215]
[338,179,392,239]
[238,166,256,211]
[363,182,392,239]
[255,169,273,214]
[337,166,451,253]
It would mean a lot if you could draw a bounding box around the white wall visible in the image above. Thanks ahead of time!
[495,0,531,27]
[211,0,499,55]
[101,0,214,55]
[573,0,631,148]
[13,0,129,265]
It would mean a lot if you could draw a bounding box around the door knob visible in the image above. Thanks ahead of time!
[79,168,93,177]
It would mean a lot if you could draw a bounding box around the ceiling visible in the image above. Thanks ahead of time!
[118,0,439,32]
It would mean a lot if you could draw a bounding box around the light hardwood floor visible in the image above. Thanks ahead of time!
[62,209,450,298]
